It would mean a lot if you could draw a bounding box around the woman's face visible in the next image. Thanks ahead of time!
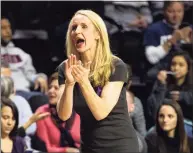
[1,106,16,136]
[158,105,177,133]
[70,14,99,53]
[170,56,188,80]
[48,79,61,105]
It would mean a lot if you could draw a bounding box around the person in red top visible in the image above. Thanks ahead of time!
[35,72,81,153]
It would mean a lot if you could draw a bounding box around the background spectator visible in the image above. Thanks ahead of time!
[126,64,147,137]
[1,16,48,100]
[147,51,193,129]
[1,58,48,113]
[126,90,147,137]
[145,99,193,153]
[126,64,147,153]
[1,76,36,150]
[1,97,26,153]
[144,1,192,81]
[104,1,152,77]
[34,72,80,152]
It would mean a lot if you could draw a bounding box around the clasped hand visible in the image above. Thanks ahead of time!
[64,54,91,85]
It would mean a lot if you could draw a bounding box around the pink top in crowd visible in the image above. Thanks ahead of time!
[35,104,81,152]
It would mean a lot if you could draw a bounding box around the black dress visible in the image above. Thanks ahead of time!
[58,58,139,153]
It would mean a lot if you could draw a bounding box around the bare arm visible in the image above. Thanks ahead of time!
[22,111,50,130]
[57,55,78,121]
[57,83,74,121]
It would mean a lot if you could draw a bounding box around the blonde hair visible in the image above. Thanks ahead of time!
[66,9,116,87]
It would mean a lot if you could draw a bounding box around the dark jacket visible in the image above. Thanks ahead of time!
[147,80,193,122]
[145,127,193,153]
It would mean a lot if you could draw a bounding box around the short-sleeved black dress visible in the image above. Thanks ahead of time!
[58,58,139,153]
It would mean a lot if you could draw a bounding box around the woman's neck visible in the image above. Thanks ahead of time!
[80,41,98,65]
[176,77,185,86]
[80,49,93,66]
[167,129,175,138]
[1,133,9,139]
[1,135,13,153]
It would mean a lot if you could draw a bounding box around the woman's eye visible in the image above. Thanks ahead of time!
[82,25,87,29]
[3,116,9,119]
[171,62,176,66]
[179,63,184,67]
[72,25,77,31]
[159,114,164,118]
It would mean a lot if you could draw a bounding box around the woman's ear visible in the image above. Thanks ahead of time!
[95,31,100,40]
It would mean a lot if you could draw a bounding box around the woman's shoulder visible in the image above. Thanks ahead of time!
[112,56,129,75]
[112,56,126,67]
[57,60,65,71]
[109,56,128,83]
[13,136,26,153]
[57,61,66,85]
[14,136,24,141]
[109,56,128,82]
[13,136,26,147]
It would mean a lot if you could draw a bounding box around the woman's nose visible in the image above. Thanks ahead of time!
[173,65,179,71]
[75,26,81,34]
[48,88,54,93]
[7,119,13,125]
[163,117,169,123]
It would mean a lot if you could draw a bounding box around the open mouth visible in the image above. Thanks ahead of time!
[76,38,85,47]
[49,95,56,99]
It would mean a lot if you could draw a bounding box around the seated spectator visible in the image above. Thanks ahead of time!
[35,72,80,152]
[1,76,50,151]
[126,65,147,137]
[1,76,36,149]
[1,97,26,153]
[147,51,193,134]
[126,91,147,137]
[125,65,147,153]
[1,16,48,101]
[105,1,152,33]
[145,99,193,153]
[126,91,147,153]
[143,1,192,81]
[104,1,152,76]
[1,58,48,112]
